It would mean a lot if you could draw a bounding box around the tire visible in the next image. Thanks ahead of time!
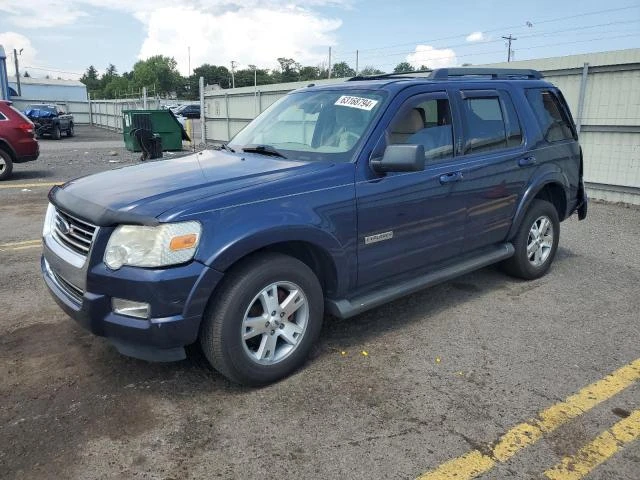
[52,124,61,140]
[67,123,74,137]
[200,253,324,386]
[502,199,560,280]
[0,149,13,181]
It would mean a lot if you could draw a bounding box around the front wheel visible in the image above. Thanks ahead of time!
[67,123,74,137]
[200,253,324,386]
[502,199,560,280]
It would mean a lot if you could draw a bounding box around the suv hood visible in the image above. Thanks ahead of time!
[50,149,330,226]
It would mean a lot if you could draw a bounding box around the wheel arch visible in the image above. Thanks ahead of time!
[0,139,17,161]
[206,228,348,298]
[508,170,569,240]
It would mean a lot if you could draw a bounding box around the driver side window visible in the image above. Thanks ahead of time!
[387,95,454,163]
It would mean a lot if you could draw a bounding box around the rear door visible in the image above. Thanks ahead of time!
[449,86,529,251]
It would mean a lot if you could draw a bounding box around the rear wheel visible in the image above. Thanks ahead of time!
[52,125,61,140]
[502,199,560,280]
[200,253,324,386]
[0,149,13,180]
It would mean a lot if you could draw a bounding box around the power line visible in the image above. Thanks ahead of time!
[369,32,640,69]
[333,4,639,56]
[355,19,639,61]
[22,65,84,76]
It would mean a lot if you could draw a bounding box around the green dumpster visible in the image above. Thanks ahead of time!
[122,109,189,152]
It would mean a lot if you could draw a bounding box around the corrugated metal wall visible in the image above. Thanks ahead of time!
[203,48,640,204]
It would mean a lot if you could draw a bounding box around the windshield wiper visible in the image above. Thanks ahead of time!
[219,143,235,153]
[241,144,287,159]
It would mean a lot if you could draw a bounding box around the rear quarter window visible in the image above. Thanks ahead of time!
[525,88,575,142]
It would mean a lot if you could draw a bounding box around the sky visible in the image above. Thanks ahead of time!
[0,0,639,80]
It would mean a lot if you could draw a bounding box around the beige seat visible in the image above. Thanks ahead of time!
[389,109,424,144]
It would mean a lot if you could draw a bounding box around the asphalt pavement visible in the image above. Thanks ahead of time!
[0,126,638,479]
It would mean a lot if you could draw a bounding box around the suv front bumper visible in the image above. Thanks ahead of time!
[41,247,224,362]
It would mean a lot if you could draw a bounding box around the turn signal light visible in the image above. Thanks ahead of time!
[169,233,198,251]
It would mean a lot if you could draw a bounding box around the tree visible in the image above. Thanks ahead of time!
[80,65,101,96]
[23,71,30,78]
[132,55,182,96]
[359,66,385,76]
[331,61,355,78]
[418,64,430,71]
[192,64,231,88]
[103,76,131,99]
[393,62,413,73]
[299,66,321,81]
[276,57,298,82]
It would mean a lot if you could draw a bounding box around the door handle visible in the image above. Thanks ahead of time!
[518,156,537,167]
[439,171,463,184]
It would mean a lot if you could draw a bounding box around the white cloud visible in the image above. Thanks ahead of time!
[138,5,341,74]
[1,1,345,73]
[0,32,38,76]
[466,31,485,42]
[0,1,89,28]
[406,45,457,69]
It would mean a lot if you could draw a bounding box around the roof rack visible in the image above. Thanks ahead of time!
[428,68,543,80]
[348,67,543,82]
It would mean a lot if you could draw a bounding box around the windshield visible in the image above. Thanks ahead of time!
[228,89,386,162]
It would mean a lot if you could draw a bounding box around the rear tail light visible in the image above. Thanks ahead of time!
[17,122,35,136]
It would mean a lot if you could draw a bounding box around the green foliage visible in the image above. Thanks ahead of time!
[359,66,385,76]
[79,56,386,100]
[393,62,413,73]
[331,61,355,78]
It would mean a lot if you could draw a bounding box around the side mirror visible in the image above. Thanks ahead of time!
[371,144,425,173]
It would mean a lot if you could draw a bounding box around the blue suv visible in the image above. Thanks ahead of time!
[42,68,587,385]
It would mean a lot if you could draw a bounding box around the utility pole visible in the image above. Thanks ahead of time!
[230,61,238,89]
[328,47,332,79]
[13,48,23,96]
[188,46,191,78]
[502,34,517,62]
[355,50,359,76]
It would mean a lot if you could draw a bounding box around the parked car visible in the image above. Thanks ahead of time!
[41,68,587,385]
[23,104,74,140]
[175,104,200,119]
[0,100,39,180]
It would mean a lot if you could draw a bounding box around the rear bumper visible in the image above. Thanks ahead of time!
[42,252,224,362]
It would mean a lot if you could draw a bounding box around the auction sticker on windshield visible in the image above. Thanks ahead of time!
[334,95,379,111]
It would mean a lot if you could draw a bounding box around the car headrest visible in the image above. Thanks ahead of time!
[392,108,424,134]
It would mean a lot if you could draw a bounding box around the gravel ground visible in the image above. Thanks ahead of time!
[0,129,639,479]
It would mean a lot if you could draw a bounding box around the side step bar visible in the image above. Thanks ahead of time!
[325,243,514,319]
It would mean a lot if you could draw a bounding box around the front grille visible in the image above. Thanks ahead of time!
[53,209,97,256]
[51,268,84,304]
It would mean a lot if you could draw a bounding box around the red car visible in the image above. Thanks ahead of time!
[0,100,40,180]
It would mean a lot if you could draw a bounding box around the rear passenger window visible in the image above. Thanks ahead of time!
[526,89,574,142]
[462,97,506,154]
[0,112,6,121]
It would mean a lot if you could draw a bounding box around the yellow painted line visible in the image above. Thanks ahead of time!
[416,358,640,480]
[544,409,640,480]
[0,181,61,189]
[0,239,41,248]
[0,243,41,252]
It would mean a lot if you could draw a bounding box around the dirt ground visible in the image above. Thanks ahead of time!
[1,127,639,479]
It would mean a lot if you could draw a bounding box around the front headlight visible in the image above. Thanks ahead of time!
[104,221,201,270]
[43,203,56,237]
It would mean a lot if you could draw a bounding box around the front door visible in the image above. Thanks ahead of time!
[356,91,466,288]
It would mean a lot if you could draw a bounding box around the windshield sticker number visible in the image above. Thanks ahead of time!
[334,96,379,111]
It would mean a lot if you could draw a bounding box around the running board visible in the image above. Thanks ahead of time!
[325,243,514,319]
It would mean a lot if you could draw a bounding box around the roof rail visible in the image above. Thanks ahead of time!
[428,68,543,80]
[347,69,433,81]
[347,67,543,82]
